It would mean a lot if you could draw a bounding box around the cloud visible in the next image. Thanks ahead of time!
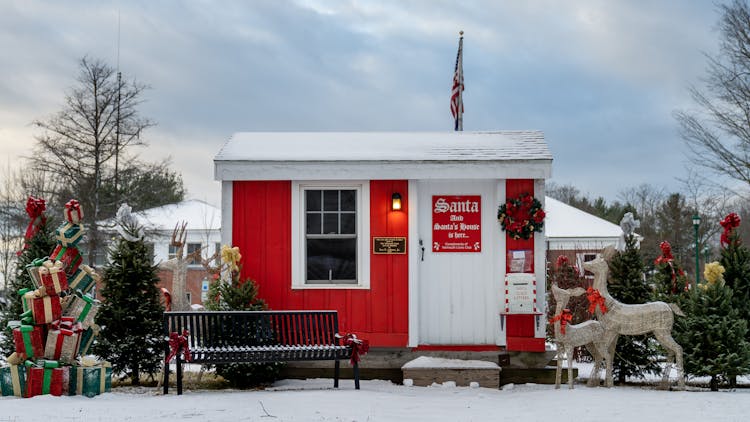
[0,0,726,203]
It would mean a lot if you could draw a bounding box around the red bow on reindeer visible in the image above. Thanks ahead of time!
[586,287,608,315]
[165,330,191,364]
[549,309,573,335]
[338,333,369,365]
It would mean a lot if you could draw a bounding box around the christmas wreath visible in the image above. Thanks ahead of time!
[497,193,545,240]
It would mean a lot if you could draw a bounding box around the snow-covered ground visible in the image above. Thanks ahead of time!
[2,373,749,422]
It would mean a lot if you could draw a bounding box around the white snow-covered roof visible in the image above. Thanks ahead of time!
[133,199,220,232]
[214,131,552,181]
[544,196,624,250]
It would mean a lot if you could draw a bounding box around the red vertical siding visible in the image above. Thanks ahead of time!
[232,180,409,347]
[505,179,544,351]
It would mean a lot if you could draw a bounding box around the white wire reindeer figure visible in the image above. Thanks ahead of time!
[550,284,612,389]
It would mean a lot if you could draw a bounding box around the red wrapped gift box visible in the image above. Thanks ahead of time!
[12,324,45,360]
[39,260,69,296]
[27,293,62,325]
[25,361,68,397]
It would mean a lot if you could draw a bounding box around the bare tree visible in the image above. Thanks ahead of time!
[0,162,53,299]
[31,56,154,265]
[675,0,750,189]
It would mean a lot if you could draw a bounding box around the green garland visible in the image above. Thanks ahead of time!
[497,193,546,240]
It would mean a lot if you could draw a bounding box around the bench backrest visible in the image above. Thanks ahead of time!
[164,310,340,349]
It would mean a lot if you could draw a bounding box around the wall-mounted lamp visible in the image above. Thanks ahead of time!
[391,193,402,211]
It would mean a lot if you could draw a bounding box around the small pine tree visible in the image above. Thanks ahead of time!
[674,266,750,391]
[717,213,750,384]
[607,233,662,383]
[719,215,750,331]
[205,245,282,388]
[93,205,163,385]
[0,198,55,356]
[650,240,690,302]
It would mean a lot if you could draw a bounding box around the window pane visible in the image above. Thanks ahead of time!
[306,190,321,211]
[323,190,339,211]
[340,213,355,234]
[306,213,322,234]
[306,238,356,281]
[323,213,338,234]
[187,243,202,265]
[340,190,356,211]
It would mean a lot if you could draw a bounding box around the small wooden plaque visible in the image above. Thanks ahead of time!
[373,237,407,254]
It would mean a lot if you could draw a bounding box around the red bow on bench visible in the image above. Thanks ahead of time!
[165,330,191,364]
[339,333,369,365]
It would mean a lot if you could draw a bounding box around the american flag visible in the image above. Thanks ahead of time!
[451,32,464,131]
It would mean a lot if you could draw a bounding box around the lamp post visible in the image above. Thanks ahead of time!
[692,214,701,289]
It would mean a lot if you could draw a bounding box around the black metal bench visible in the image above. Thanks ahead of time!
[163,310,360,394]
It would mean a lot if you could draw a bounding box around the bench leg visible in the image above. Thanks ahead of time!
[334,359,340,388]
[163,359,169,395]
[353,362,360,390]
[176,355,183,395]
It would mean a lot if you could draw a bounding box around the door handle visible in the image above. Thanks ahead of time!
[419,239,425,261]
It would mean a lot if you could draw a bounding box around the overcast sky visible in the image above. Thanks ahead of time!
[0,1,724,206]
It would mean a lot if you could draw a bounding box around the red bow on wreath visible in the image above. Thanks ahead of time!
[549,309,573,335]
[165,330,191,364]
[339,333,369,365]
[586,287,608,315]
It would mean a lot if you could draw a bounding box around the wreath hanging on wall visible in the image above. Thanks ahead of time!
[497,193,546,240]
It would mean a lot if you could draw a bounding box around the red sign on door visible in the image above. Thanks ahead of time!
[432,195,481,252]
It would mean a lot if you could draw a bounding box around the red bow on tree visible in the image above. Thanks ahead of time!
[549,309,573,335]
[720,213,741,247]
[165,330,191,364]
[586,288,608,315]
[340,333,369,365]
[556,255,569,269]
[19,196,47,256]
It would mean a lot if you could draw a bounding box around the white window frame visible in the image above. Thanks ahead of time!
[291,181,370,289]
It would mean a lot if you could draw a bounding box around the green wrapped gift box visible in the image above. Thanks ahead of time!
[0,365,27,397]
[54,221,85,247]
[69,362,111,397]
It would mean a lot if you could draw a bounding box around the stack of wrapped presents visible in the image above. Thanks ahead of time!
[1,200,110,398]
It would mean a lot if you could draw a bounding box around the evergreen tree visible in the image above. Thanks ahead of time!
[719,213,750,333]
[674,263,750,391]
[205,245,282,388]
[718,213,750,384]
[650,240,690,302]
[0,197,55,356]
[608,233,662,383]
[93,204,163,385]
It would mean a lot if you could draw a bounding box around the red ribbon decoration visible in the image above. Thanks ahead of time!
[586,287,608,315]
[341,333,369,365]
[549,309,573,335]
[19,196,47,256]
[165,330,191,364]
[720,212,741,247]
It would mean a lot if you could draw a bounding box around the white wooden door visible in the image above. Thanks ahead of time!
[417,180,501,345]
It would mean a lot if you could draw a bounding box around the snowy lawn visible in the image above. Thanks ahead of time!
[2,376,749,422]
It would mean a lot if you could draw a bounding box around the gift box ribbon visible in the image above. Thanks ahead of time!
[18,325,35,358]
[10,365,24,396]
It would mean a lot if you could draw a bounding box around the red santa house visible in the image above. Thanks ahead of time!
[214,132,552,352]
